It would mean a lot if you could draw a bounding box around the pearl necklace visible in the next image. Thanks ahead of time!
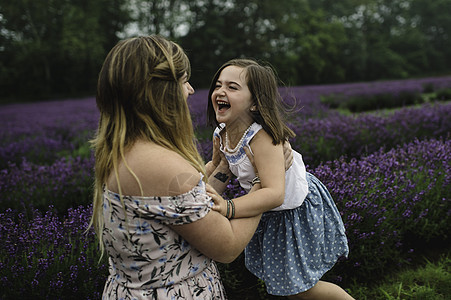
[225,125,252,153]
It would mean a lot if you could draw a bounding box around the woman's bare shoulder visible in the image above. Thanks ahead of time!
[107,141,201,196]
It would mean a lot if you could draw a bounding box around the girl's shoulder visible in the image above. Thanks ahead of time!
[247,122,263,139]
[250,126,273,148]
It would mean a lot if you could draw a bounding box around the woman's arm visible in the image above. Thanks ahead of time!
[112,143,262,264]
[171,183,262,263]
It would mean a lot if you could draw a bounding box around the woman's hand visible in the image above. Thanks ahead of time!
[282,140,293,171]
[206,136,229,176]
[206,183,227,217]
[211,136,221,167]
[244,146,258,176]
[214,136,230,168]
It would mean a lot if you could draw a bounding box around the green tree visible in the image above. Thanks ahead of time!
[267,4,347,85]
[178,0,347,88]
[129,0,191,39]
[307,0,451,81]
[407,0,451,75]
[2,0,450,100]
[0,0,130,100]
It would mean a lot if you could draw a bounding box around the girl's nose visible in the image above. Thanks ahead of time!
[216,86,226,95]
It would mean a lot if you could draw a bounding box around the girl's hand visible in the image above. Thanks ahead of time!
[206,183,227,216]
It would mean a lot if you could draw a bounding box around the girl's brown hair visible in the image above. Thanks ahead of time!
[207,58,295,145]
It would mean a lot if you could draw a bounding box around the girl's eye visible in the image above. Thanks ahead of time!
[229,86,237,90]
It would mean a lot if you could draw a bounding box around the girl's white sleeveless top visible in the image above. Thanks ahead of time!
[214,122,309,211]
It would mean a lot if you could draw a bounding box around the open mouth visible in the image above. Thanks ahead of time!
[217,100,231,111]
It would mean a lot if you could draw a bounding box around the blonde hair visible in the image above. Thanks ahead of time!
[207,58,295,145]
[90,35,205,256]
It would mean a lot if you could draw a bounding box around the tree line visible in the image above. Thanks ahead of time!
[1,0,450,101]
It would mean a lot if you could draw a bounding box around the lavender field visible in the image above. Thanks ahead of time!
[1,76,450,299]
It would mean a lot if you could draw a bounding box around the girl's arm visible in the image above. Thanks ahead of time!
[229,130,286,218]
[206,134,292,197]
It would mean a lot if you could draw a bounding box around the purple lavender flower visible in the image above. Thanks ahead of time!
[1,76,450,295]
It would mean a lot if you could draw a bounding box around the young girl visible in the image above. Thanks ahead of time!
[206,59,353,299]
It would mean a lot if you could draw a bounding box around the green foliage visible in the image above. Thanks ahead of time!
[321,91,424,112]
[0,0,130,100]
[2,0,451,98]
[309,0,451,82]
[435,88,451,101]
[178,0,348,88]
[217,255,275,300]
[348,255,451,299]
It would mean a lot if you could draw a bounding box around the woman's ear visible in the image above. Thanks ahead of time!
[250,104,258,112]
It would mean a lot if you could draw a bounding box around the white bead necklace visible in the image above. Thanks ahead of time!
[225,125,253,153]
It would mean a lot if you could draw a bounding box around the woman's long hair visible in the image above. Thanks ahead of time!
[90,35,205,256]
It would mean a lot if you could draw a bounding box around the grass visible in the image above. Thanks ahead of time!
[348,254,450,299]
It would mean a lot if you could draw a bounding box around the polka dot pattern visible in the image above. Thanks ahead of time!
[244,173,349,296]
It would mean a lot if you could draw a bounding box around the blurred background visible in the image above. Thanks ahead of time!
[1,0,450,102]
[1,2,450,298]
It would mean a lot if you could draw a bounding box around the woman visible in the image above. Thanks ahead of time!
[90,35,263,299]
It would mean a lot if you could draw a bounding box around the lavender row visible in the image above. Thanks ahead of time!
[1,76,449,138]
[197,102,451,167]
[0,205,107,299]
[315,137,450,280]
[189,75,451,126]
[0,138,448,297]
[0,156,94,213]
[221,138,450,282]
[0,97,98,140]
[2,101,448,173]
[1,76,450,169]
[293,102,451,166]
[0,97,98,169]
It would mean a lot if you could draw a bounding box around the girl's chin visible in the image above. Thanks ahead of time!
[215,118,226,124]
[215,113,228,122]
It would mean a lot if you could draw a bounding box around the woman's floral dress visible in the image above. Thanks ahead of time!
[101,178,227,299]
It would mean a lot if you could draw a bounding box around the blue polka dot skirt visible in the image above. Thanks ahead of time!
[244,172,349,296]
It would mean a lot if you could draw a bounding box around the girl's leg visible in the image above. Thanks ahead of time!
[287,280,354,300]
